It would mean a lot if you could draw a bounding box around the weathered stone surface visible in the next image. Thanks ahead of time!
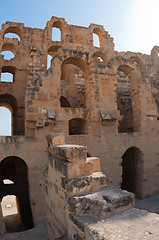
[100,110,117,122]
[67,186,134,219]
[0,15,159,240]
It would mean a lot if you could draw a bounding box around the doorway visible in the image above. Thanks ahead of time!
[0,156,33,232]
[121,147,143,199]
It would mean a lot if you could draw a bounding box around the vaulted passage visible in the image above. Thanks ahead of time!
[121,147,143,199]
[0,156,33,232]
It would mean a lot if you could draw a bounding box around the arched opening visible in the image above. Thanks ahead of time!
[61,58,86,108]
[52,21,62,41]
[47,46,61,69]
[0,94,18,135]
[47,54,52,69]
[93,33,100,48]
[1,66,15,82]
[1,42,18,58]
[52,27,61,41]
[4,33,20,41]
[69,118,87,135]
[116,67,134,133]
[1,195,25,233]
[3,26,22,41]
[92,28,103,48]
[92,52,108,64]
[60,96,70,107]
[0,156,33,232]
[0,107,11,136]
[130,56,144,72]
[1,50,15,60]
[121,147,143,199]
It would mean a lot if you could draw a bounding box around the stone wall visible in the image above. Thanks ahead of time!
[0,16,159,234]
[45,134,134,240]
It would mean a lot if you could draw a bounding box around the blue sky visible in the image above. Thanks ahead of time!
[0,0,159,135]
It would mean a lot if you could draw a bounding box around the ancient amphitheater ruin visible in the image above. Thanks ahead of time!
[0,16,159,239]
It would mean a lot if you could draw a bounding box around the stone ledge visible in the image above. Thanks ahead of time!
[67,186,134,219]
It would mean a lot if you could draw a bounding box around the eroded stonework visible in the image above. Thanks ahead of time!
[0,16,159,239]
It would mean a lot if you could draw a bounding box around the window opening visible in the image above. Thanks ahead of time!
[1,51,15,60]
[98,56,103,62]
[1,72,13,82]
[3,179,14,184]
[0,107,11,136]
[93,33,100,48]
[69,118,86,135]
[47,54,52,69]
[52,27,61,41]
[4,33,20,41]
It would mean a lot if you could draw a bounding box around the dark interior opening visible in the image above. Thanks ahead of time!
[60,96,70,107]
[69,118,86,135]
[0,156,33,232]
[121,147,143,199]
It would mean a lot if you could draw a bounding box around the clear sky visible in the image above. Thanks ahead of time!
[0,0,159,135]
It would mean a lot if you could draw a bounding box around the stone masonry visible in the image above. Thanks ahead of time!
[0,16,159,238]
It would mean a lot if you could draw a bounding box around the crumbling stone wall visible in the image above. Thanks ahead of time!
[45,134,134,240]
[0,16,159,234]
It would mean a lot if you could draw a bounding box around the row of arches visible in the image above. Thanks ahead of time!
[50,21,104,48]
[0,27,21,61]
[0,61,141,134]
[1,22,105,47]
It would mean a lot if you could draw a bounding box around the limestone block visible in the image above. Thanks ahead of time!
[67,161,93,179]
[46,133,65,147]
[67,186,134,219]
[63,172,107,195]
[51,145,87,163]
[27,113,36,122]
[86,157,101,172]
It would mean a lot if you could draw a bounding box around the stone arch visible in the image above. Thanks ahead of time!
[46,17,66,43]
[48,48,94,107]
[121,147,143,199]
[1,66,16,82]
[0,156,33,231]
[52,21,63,42]
[0,94,19,135]
[47,45,61,69]
[1,43,18,59]
[92,51,108,64]
[130,56,144,72]
[3,26,22,41]
[92,28,104,48]
[108,57,143,132]
[59,55,90,108]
